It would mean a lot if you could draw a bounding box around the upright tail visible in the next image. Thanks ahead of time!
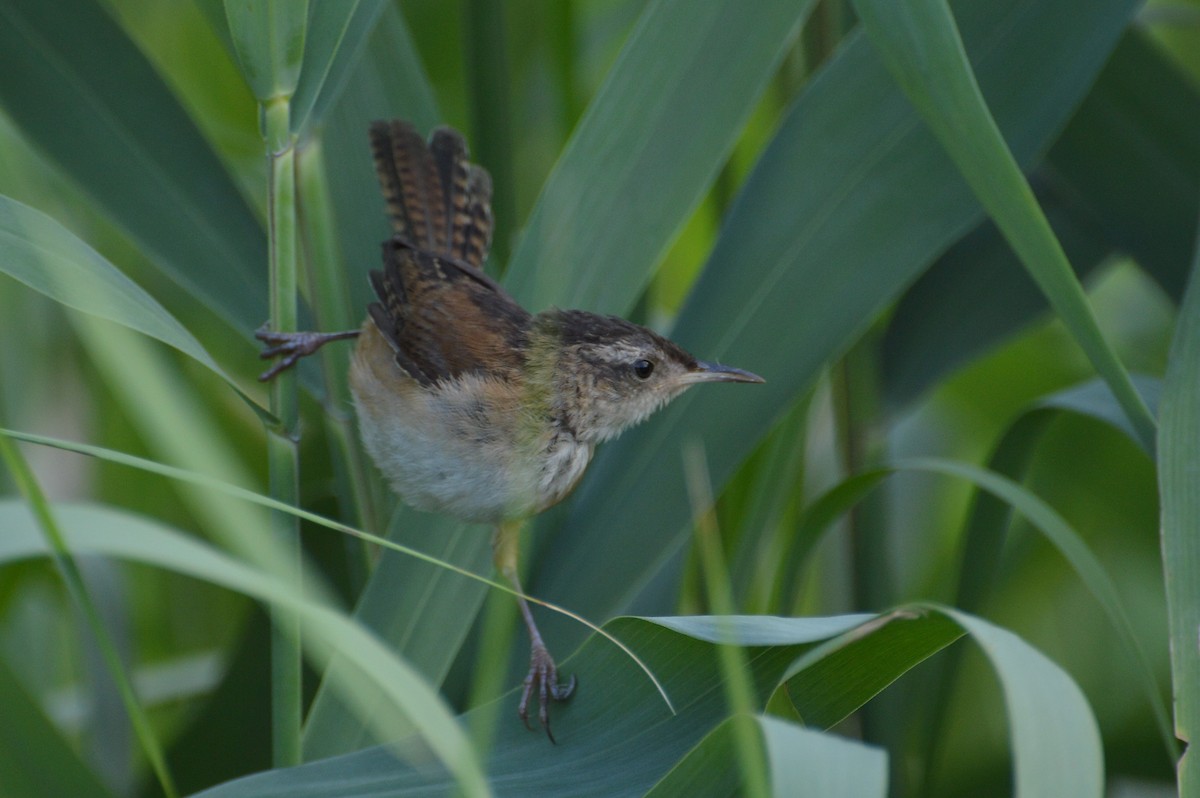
[368,120,494,270]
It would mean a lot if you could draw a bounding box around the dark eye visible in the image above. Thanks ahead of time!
[633,359,654,379]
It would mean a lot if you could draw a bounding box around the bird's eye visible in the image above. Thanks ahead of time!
[633,359,654,379]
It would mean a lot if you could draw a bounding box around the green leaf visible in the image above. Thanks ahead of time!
[852,0,1156,451]
[0,653,116,798]
[195,609,1098,796]
[289,0,388,135]
[1157,218,1200,790]
[0,196,243,395]
[224,0,310,101]
[0,0,267,332]
[0,500,490,796]
[645,715,888,797]
[942,608,1103,796]
[883,29,1200,408]
[503,0,815,313]
[531,0,1139,656]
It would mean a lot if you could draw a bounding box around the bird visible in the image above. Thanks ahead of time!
[256,119,764,742]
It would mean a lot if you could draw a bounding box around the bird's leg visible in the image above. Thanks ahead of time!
[493,520,576,743]
[254,325,360,382]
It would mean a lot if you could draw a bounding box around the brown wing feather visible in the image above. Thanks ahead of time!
[369,120,494,268]
[367,238,530,386]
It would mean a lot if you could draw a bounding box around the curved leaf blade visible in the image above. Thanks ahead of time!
[852,0,1155,451]
[0,196,238,391]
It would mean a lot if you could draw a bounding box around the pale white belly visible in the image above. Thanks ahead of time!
[351,356,592,523]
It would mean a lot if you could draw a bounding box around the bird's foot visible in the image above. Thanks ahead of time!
[254,325,359,381]
[518,642,576,744]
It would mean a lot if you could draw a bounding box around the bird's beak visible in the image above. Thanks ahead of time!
[686,360,765,384]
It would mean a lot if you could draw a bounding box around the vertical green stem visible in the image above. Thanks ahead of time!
[0,434,178,798]
[684,443,769,798]
[264,96,303,768]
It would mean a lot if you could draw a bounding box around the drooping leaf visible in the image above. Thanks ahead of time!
[645,715,888,797]
[197,610,1098,796]
[0,196,242,396]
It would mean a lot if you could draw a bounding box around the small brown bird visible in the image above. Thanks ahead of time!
[257,120,763,742]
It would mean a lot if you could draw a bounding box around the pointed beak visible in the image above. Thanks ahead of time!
[686,360,765,384]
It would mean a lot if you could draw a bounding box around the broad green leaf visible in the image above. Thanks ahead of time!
[224,0,309,101]
[0,501,489,796]
[197,610,1097,796]
[531,0,1140,656]
[783,610,964,730]
[0,653,116,798]
[290,0,388,135]
[645,715,888,797]
[943,608,1103,796]
[883,30,1200,408]
[1158,217,1200,791]
[504,0,815,313]
[194,615,864,797]
[852,0,1155,451]
[0,196,241,394]
[0,0,267,332]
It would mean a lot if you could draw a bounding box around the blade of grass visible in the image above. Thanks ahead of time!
[0,439,178,798]
[852,0,1156,452]
[683,443,768,798]
[0,195,264,415]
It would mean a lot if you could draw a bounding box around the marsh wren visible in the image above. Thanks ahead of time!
[257,120,763,741]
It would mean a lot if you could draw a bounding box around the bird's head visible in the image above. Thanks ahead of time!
[532,309,763,443]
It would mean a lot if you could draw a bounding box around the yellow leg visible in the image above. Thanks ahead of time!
[492,520,576,742]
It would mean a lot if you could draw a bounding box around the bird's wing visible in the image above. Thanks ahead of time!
[369,120,494,270]
[368,238,531,385]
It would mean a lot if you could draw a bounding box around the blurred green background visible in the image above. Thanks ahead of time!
[0,0,1198,795]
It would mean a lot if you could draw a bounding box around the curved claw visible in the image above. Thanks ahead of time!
[253,325,360,382]
[518,644,576,744]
